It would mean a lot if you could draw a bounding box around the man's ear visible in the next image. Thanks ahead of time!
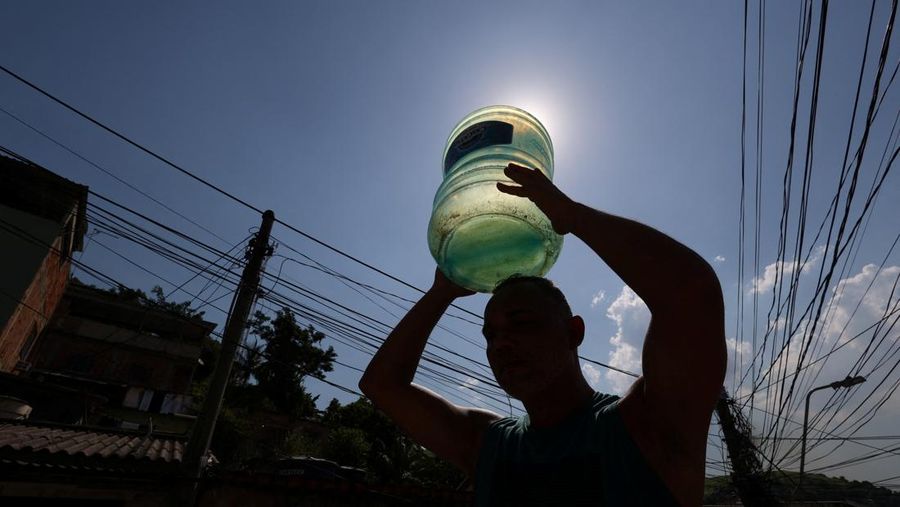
[567,315,586,349]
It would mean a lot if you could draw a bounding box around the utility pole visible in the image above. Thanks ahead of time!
[715,389,781,507]
[179,210,275,506]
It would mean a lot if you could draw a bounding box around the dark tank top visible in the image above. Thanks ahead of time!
[474,392,679,506]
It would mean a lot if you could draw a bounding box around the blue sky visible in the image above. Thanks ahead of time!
[2,1,899,485]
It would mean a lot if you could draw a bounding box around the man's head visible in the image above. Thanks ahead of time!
[482,276,585,401]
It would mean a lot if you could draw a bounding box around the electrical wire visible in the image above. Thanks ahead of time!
[0,62,483,321]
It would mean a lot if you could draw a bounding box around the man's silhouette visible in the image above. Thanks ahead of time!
[360,163,726,505]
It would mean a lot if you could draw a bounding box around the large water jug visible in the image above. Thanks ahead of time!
[428,105,563,293]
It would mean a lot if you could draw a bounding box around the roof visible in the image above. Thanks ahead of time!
[0,419,189,475]
[0,152,88,250]
[64,279,217,342]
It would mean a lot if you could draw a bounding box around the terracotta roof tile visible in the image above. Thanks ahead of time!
[0,421,186,465]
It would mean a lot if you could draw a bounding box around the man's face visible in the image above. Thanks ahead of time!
[482,283,577,400]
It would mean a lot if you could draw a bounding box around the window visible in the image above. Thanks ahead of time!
[19,325,38,360]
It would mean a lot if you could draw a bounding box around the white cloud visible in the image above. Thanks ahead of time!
[721,262,900,482]
[604,286,650,394]
[581,363,602,389]
[742,263,900,427]
[822,264,900,348]
[725,337,753,385]
[607,339,641,394]
[750,245,826,295]
[753,264,899,397]
[714,255,726,263]
[590,290,606,308]
[726,337,751,356]
[733,384,754,402]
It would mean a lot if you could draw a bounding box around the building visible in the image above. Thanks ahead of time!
[0,420,468,507]
[0,153,219,505]
[0,151,215,433]
[25,280,216,432]
[0,152,87,374]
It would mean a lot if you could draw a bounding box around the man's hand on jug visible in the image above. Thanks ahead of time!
[497,163,578,235]
[430,268,476,300]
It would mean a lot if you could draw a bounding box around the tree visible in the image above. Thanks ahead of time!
[321,397,466,488]
[319,427,371,469]
[148,285,206,320]
[198,306,462,488]
[247,308,336,418]
[231,340,263,387]
[196,307,335,466]
[99,281,206,320]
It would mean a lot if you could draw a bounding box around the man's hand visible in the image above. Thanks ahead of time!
[430,268,475,300]
[496,163,579,235]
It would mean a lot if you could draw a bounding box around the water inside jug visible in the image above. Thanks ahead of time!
[428,105,563,292]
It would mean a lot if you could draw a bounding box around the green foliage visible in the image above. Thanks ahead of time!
[231,341,262,387]
[149,285,206,319]
[283,428,321,457]
[405,447,468,490]
[248,308,337,418]
[196,307,337,466]
[104,283,206,320]
[704,472,900,506]
[208,405,260,468]
[193,306,462,490]
[320,397,466,489]
[319,427,371,469]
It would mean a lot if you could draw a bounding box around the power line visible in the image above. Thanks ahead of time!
[0,70,639,380]
[744,402,900,464]
[1,200,509,413]
[735,3,900,460]
[0,62,482,321]
[0,104,231,245]
[91,212,510,402]
[273,239,638,377]
[79,191,516,404]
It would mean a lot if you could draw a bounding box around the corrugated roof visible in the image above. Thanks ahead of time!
[0,420,186,473]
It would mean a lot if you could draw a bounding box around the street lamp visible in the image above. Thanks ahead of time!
[800,375,866,474]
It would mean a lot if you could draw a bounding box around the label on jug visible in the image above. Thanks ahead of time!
[444,120,513,173]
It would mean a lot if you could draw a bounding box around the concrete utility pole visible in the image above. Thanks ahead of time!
[715,389,781,507]
[180,210,275,505]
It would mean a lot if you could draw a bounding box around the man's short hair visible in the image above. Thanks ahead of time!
[492,276,573,319]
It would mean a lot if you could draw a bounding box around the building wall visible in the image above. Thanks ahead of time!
[30,330,197,394]
[0,479,173,506]
[0,203,71,373]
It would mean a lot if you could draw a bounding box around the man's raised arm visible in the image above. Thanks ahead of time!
[358,269,500,477]
[498,163,726,419]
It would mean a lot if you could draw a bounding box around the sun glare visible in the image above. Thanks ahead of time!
[505,92,565,152]
[488,85,584,183]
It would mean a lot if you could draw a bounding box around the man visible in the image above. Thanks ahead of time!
[359,163,726,505]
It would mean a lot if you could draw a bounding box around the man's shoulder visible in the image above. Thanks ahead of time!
[479,413,520,438]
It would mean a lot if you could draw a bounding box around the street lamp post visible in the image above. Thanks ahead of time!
[800,375,866,474]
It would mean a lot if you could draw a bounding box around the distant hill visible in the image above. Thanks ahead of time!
[704,472,900,506]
